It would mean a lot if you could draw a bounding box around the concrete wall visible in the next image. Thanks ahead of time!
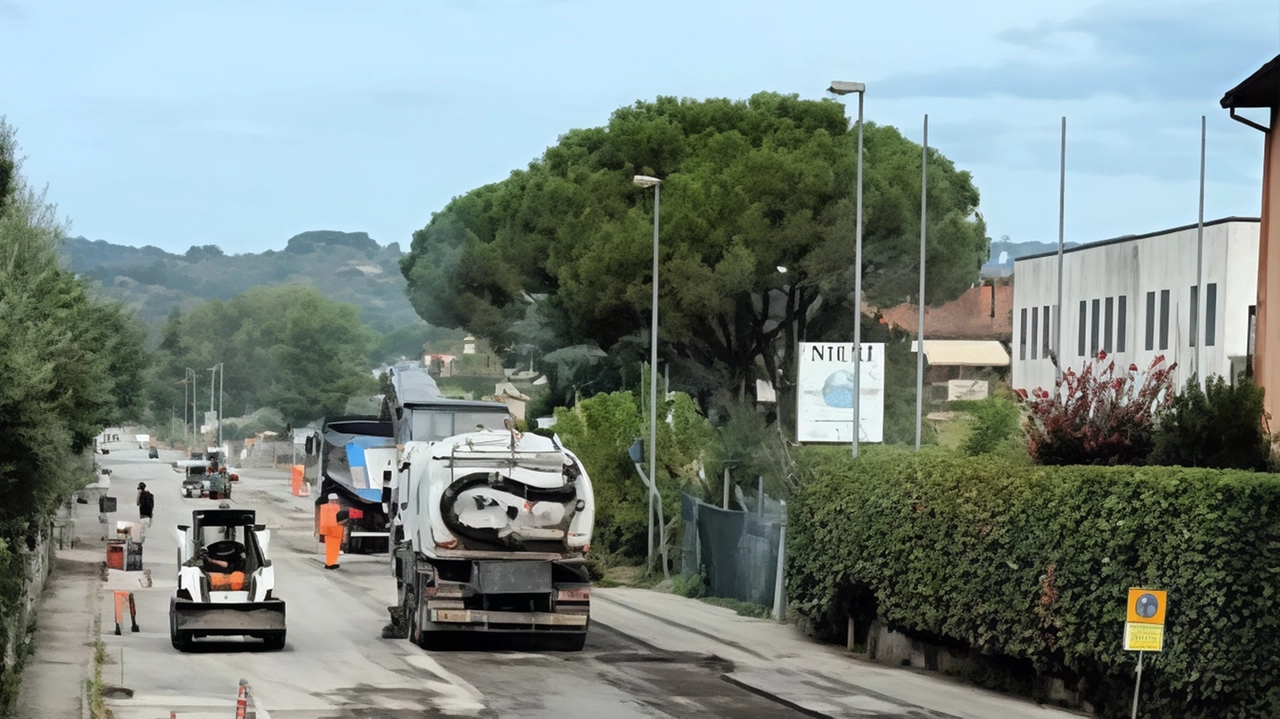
[1012,219,1260,392]
[866,619,1090,712]
[229,441,296,469]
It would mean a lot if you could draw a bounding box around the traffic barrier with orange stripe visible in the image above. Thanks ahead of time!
[290,464,309,497]
[113,590,138,635]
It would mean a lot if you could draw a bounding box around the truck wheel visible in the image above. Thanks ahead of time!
[263,632,286,651]
[170,617,192,652]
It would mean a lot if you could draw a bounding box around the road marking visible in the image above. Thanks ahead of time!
[399,646,487,714]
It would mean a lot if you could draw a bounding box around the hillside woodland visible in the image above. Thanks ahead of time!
[62,230,439,337]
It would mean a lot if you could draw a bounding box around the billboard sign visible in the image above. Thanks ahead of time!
[796,342,885,444]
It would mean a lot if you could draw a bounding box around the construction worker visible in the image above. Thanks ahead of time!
[319,494,345,570]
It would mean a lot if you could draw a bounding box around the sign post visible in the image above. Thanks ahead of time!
[1124,588,1167,719]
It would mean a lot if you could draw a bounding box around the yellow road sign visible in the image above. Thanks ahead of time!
[1124,622,1164,651]
[1127,588,1167,625]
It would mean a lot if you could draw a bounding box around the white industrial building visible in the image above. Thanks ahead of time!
[1012,218,1260,393]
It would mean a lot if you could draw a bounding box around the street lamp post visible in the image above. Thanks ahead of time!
[634,173,662,568]
[208,363,224,450]
[208,366,216,448]
[828,80,866,458]
[185,368,197,443]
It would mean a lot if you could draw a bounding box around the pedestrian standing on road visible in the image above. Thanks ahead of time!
[137,482,154,529]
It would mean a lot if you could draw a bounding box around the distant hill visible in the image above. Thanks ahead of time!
[981,238,1080,278]
[60,231,424,334]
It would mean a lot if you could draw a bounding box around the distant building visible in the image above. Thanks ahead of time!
[1220,55,1280,427]
[463,336,477,355]
[881,279,1014,342]
[493,382,531,422]
[1012,218,1260,393]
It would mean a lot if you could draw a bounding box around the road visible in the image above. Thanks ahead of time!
[97,445,814,719]
[95,444,1076,719]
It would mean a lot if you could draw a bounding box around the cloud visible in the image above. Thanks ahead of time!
[0,1,22,20]
[876,0,1277,102]
[931,113,1261,186]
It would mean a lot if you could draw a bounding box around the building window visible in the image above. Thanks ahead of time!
[1206,284,1217,347]
[1090,299,1101,356]
[1189,285,1199,347]
[1042,305,1051,359]
[1145,291,1156,351]
[1030,307,1039,360]
[1019,308,1027,360]
[1104,297,1114,353]
[1117,295,1127,352]
[1078,301,1087,357]
[1159,290,1170,350]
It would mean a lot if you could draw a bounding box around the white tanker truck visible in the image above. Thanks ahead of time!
[385,423,595,651]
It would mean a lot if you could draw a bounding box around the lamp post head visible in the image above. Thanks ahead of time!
[828,81,866,96]
[633,175,662,188]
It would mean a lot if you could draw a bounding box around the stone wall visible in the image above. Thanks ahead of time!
[1,519,56,682]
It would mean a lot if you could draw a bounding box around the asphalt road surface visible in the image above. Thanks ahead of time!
[97,446,817,719]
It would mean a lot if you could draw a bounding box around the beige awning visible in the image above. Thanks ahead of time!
[910,340,1010,367]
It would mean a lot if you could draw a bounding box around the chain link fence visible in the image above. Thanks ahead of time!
[680,490,785,608]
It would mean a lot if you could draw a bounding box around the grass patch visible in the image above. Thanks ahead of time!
[698,596,774,619]
[87,616,111,719]
[932,413,972,449]
[596,564,658,588]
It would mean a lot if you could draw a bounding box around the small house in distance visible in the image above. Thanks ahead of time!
[882,280,1014,400]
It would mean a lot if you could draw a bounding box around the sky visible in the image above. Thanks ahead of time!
[0,0,1277,255]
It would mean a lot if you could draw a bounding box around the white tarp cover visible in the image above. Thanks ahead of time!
[911,340,1011,367]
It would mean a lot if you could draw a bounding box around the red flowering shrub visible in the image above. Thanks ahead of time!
[1015,352,1177,465]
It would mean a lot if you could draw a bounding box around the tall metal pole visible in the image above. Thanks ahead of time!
[1196,115,1206,387]
[1056,117,1066,377]
[648,182,661,568]
[914,115,928,451]
[188,368,197,445]
[183,375,189,442]
[852,90,865,459]
[217,362,224,449]
[209,367,216,447]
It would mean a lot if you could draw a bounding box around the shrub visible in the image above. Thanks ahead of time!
[552,387,711,563]
[1151,375,1270,471]
[958,395,1023,457]
[1017,352,1176,465]
[786,446,1280,718]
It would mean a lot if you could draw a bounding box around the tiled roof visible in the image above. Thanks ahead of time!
[878,281,1013,341]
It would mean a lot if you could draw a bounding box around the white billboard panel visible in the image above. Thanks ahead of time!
[796,342,885,444]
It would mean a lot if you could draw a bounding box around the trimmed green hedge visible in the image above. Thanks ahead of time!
[786,446,1280,718]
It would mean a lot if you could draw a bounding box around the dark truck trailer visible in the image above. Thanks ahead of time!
[314,417,397,554]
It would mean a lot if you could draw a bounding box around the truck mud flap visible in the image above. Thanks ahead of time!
[172,600,286,635]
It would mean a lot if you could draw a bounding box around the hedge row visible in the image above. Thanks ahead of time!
[786,446,1280,718]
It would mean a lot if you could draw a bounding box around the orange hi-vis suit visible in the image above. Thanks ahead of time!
[319,497,343,568]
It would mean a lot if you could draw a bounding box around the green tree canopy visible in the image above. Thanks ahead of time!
[402,92,989,406]
[0,118,149,527]
[147,285,377,425]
